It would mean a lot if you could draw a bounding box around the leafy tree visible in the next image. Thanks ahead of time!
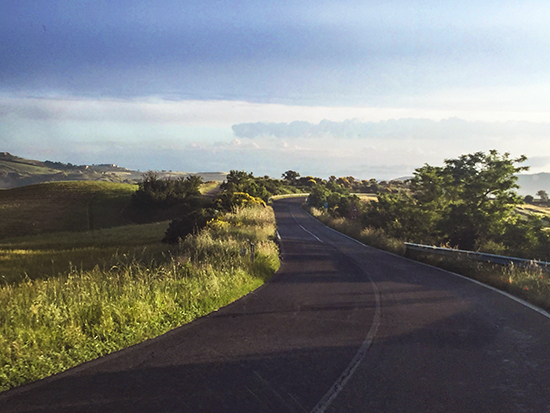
[282,170,300,183]
[439,151,528,249]
[308,185,331,209]
[131,171,203,209]
[537,190,549,203]
[364,150,529,250]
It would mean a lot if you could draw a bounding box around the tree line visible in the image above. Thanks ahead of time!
[131,150,550,261]
[315,151,550,261]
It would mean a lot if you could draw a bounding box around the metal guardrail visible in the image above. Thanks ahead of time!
[405,242,550,269]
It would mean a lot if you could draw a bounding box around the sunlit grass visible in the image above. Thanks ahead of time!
[0,205,279,392]
[0,222,170,284]
[307,206,405,255]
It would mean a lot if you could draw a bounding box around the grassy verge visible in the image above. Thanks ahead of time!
[0,205,279,392]
[305,206,550,313]
[307,206,405,255]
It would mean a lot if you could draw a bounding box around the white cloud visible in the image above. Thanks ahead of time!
[2,95,550,179]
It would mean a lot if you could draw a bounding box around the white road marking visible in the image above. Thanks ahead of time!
[297,200,550,411]
[289,208,324,243]
[284,203,382,412]
[299,225,324,243]
[309,272,381,413]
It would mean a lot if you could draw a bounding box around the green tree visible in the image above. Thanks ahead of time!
[439,151,528,249]
[364,150,529,250]
[132,171,202,209]
[536,190,549,203]
[282,170,300,183]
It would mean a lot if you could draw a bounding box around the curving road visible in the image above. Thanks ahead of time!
[1,197,550,412]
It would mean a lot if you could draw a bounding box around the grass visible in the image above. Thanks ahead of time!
[0,181,138,238]
[305,205,550,313]
[0,160,58,176]
[0,222,170,284]
[0,204,279,392]
[307,206,405,255]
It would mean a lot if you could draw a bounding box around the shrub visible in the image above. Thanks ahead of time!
[162,208,215,244]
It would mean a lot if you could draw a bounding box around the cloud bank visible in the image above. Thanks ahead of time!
[232,118,550,140]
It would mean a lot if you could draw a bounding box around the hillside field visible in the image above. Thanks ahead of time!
[0,181,138,239]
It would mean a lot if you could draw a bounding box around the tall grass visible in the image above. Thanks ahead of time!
[0,222,170,284]
[0,205,279,392]
[307,207,405,255]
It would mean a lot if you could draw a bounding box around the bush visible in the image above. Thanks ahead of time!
[132,171,202,209]
[162,208,215,244]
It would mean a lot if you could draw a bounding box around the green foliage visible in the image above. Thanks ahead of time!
[364,150,538,254]
[216,170,302,210]
[162,208,215,244]
[307,183,362,219]
[131,171,202,209]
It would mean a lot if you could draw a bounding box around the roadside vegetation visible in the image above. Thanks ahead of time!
[0,176,279,392]
[4,156,550,391]
[303,150,550,312]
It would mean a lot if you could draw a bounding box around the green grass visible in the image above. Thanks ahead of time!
[307,206,405,255]
[0,181,138,238]
[0,221,170,284]
[0,159,59,176]
[0,204,279,392]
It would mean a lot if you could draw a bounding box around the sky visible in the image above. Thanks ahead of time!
[1,0,550,179]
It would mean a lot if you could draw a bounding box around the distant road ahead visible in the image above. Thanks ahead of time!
[1,197,550,412]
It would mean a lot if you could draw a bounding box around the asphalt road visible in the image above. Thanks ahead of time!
[1,197,550,412]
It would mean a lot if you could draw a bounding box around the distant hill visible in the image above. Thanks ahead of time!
[0,152,227,189]
[516,173,550,197]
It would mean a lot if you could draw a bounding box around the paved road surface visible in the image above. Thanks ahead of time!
[1,197,550,412]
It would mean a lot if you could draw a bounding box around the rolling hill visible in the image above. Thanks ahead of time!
[0,152,228,189]
[516,173,550,197]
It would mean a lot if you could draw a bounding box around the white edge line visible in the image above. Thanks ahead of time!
[299,225,324,243]
[286,200,550,413]
[309,278,381,413]
[289,208,324,243]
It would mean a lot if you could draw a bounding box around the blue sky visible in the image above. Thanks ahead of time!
[2,1,550,179]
